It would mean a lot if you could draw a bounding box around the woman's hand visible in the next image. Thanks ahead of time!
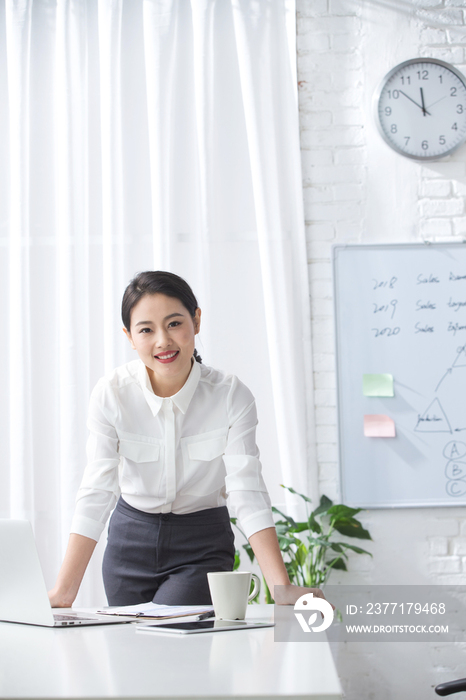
[247,529,333,608]
[48,586,76,609]
[48,533,97,608]
[273,583,334,608]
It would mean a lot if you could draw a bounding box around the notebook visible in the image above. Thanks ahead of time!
[97,601,214,619]
[0,519,131,627]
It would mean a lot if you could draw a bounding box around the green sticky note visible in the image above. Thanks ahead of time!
[363,374,394,397]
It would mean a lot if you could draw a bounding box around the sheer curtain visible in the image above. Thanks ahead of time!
[0,0,316,605]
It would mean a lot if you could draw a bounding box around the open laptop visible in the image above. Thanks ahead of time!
[0,519,131,627]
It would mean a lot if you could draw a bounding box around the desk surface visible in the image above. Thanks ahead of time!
[0,604,341,700]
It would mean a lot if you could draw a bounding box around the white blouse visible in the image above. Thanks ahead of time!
[70,359,275,542]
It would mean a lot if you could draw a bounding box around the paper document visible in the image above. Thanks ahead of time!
[97,601,214,619]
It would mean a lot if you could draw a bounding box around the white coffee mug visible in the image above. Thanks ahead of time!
[207,571,261,620]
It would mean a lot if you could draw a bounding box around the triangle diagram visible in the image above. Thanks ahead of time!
[414,398,452,434]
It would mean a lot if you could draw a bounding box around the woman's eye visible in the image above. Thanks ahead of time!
[140,327,152,334]
[168,321,180,328]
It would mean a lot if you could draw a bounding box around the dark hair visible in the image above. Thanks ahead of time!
[122,271,202,363]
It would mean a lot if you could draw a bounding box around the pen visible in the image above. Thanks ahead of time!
[197,611,215,620]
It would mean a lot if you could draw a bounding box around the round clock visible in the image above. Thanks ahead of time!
[374,58,466,161]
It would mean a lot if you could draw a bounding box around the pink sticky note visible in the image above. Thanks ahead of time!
[364,414,396,438]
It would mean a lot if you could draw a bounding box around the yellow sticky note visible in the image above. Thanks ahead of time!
[364,414,396,438]
[363,374,394,397]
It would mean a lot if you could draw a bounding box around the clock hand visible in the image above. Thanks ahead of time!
[426,95,446,110]
[420,87,428,116]
[399,89,432,116]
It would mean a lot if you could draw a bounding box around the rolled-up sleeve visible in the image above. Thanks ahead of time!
[69,383,121,541]
[224,377,275,540]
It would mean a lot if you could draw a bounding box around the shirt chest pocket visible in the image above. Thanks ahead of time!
[118,438,162,496]
[181,430,228,497]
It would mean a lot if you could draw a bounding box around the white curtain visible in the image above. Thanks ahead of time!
[0,0,316,605]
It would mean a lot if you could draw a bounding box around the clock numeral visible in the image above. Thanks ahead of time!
[388,90,400,99]
[384,107,392,116]
[439,75,443,84]
[390,124,398,134]
[452,123,458,131]
[457,105,464,114]
[400,76,411,85]
[451,87,457,97]
[439,135,446,145]
[422,140,429,150]
[417,70,429,80]
[404,137,410,146]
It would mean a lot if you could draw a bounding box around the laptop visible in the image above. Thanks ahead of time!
[0,519,131,627]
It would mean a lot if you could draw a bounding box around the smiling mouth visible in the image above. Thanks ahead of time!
[154,351,179,363]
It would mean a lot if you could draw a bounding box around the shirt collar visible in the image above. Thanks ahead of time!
[137,359,201,417]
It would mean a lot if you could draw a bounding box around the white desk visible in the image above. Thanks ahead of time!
[0,604,342,700]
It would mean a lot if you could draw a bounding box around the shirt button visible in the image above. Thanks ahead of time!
[162,514,169,521]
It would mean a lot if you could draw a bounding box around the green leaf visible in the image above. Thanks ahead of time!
[312,494,333,516]
[326,556,347,571]
[271,506,298,529]
[337,542,373,556]
[329,542,344,553]
[285,561,299,581]
[230,517,238,525]
[275,521,309,535]
[327,504,363,519]
[277,538,295,550]
[308,512,322,534]
[233,550,241,570]
[277,534,294,549]
[278,533,303,548]
[332,521,372,540]
[280,484,313,504]
[307,535,331,547]
[295,542,308,566]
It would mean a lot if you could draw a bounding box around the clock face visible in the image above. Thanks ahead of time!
[374,59,466,160]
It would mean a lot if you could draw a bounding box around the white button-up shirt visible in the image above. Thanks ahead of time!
[70,359,275,541]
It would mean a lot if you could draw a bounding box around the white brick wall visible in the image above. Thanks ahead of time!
[297,0,466,697]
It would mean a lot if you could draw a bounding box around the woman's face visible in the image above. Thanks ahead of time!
[124,293,201,395]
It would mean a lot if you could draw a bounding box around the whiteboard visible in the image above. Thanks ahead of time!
[333,242,466,508]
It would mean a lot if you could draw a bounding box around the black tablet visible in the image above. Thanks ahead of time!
[136,619,274,634]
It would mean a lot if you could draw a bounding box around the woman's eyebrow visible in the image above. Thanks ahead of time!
[134,313,184,326]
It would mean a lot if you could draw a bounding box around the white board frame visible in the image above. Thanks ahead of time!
[333,241,466,509]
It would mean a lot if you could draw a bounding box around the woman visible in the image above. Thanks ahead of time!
[49,271,321,608]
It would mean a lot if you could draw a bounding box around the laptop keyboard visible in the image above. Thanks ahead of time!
[53,614,96,621]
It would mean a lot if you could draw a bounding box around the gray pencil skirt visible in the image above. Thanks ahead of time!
[102,497,236,606]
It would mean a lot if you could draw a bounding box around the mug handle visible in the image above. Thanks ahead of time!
[247,573,261,602]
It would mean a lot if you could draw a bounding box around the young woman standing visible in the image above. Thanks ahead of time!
[49,271,322,608]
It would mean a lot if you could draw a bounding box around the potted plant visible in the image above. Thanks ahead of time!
[231,484,373,603]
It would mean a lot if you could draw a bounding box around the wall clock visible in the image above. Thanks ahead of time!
[374,58,466,161]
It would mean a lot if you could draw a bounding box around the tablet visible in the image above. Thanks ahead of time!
[136,619,274,634]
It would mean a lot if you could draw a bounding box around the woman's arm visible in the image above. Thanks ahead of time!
[48,534,97,608]
[248,527,327,606]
